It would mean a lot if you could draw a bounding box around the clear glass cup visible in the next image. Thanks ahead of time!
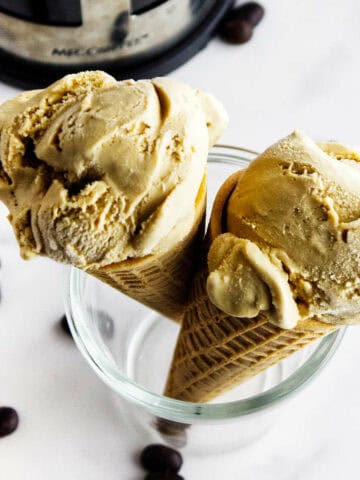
[64,145,345,454]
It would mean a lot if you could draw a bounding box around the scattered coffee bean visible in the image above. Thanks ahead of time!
[97,310,115,339]
[231,2,265,27]
[218,18,253,44]
[140,444,183,474]
[144,473,184,480]
[218,2,264,45]
[0,407,19,437]
[59,314,72,338]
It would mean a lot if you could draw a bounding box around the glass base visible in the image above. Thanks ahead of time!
[109,312,319,453]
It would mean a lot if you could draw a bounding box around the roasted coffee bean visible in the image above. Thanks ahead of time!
[232,2,265,27]
[59,314,72,338]
[0,407,19,437]
[140,444,183,473]
[219,18,253,44]
[144,473,184,480]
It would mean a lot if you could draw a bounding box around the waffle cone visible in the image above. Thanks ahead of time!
[164,172,338,402]
[87,177,206,322]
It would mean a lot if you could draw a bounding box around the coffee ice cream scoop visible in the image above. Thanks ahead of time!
[207,131,360,328]
[0,71,228,269]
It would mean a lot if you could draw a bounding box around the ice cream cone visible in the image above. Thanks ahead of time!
[0,73,228,324]
[164,172,337,401]
[87,176,206,322]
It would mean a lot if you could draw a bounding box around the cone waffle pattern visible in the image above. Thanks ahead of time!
[87,182,206,322]
[164,264,337,402]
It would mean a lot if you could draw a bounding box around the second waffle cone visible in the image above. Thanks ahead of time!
[164,172,337,402]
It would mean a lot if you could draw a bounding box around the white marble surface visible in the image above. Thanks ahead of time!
[1,0,360,478]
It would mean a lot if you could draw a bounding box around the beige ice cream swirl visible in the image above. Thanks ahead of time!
[0,71,228,268]
[207,131,360,328]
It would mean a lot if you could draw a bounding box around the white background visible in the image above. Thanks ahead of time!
[1,1,360,478]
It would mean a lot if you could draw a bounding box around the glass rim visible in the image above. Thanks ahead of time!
[64,144,346,423]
